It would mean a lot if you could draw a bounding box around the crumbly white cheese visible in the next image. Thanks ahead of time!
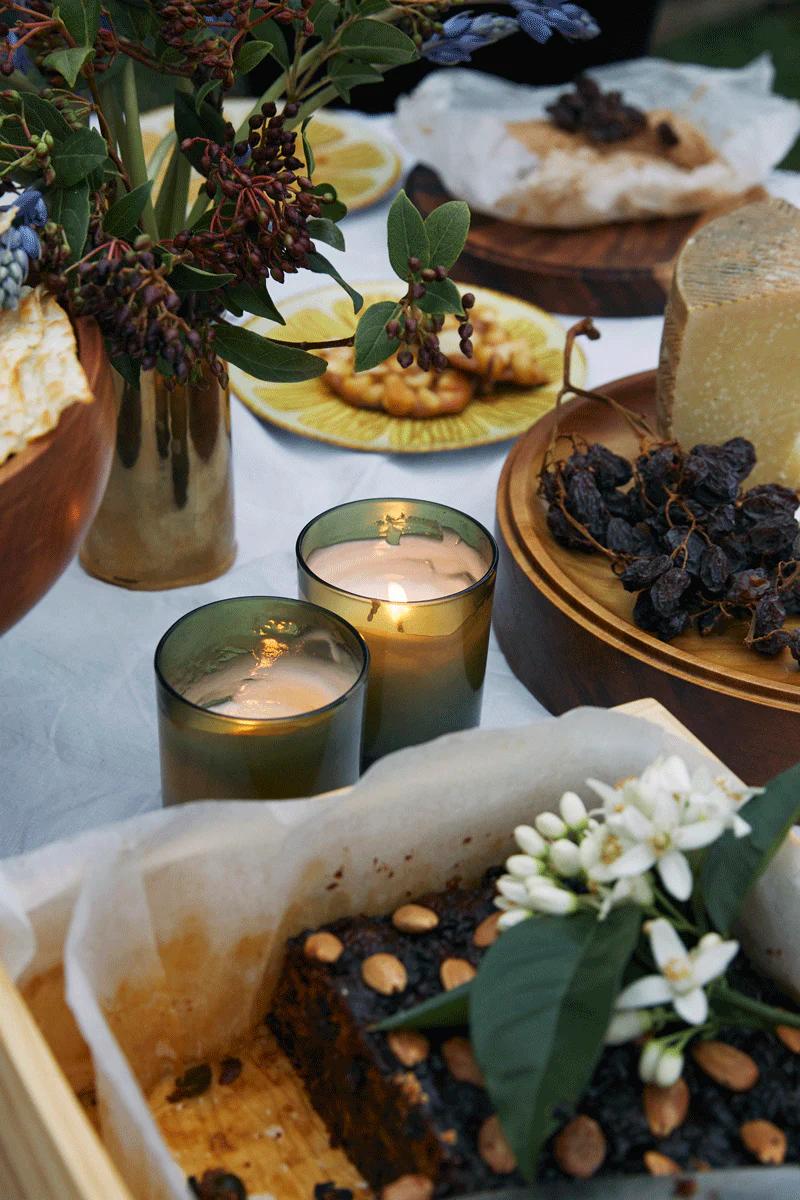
[0,286,94,467]
[657,197,800,487]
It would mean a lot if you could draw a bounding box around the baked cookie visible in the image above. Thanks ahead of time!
[438,308,550,389]
[321,347,475,418]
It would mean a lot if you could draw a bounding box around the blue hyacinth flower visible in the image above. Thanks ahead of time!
[422,12,520,65]
[511,1,600,43]
[15,188,48,227]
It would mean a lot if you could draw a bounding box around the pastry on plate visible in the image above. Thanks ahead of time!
[438,307,550,389]
[321,346,475,418]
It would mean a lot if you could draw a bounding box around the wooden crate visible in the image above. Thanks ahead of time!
[0,699,709,1200]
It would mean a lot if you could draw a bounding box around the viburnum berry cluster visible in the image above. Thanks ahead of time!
[174,102,319,286]
[540,323,800,658]
[385,256,475,372]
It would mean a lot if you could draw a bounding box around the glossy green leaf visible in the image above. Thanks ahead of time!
[424,200,470,270]
[195,79,221,113]
[46,181,90,260]
[213,322,327,383]
[328,57,383,102]
[19,93,72,141]
[42,46,95,88]
[313,183,347,223]
[416,277,466,316]
[103,180,154,238]
[374,982,470,1032]
[226,282,286,325]
[169,263,235,293]
[702,761,800,935]
[340,19,417,64]
[235,40,274,75]
[308,0,339,40]
[307,250,363,313]
[173,89,226,170]
[110,352,140,389]
[255,19,290,68]
[57,0,100,45]
[471,907,641,1180]
[387,189,429,279]
[52,128,107,186]
[354,300,400,372]
[307,216,344,251]
[301,117,316,177]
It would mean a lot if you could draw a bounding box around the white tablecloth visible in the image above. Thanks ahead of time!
[2,143,798,858]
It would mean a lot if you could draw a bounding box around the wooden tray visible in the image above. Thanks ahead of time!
[0,700,708,1200]
[407,165,766,318]
[493,370,800,783]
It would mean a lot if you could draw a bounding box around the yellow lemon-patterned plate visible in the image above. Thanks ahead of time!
[229,283,585,454]
[141,103,402,215]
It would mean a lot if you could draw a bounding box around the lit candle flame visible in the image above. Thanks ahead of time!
[386,580,410,625]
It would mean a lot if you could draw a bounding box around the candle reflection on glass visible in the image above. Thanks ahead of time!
[297,499,498,763]
[155,596,368,802]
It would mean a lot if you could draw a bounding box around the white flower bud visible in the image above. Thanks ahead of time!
[654,1047,684,1088]
[548,839,582,878]
[638,1040,663,1083]
[514,824,547,858]
[497,908,530,931]
[559,791,588,829]
[525,879,578,915]
[506,854,544,879]
[698,932,723,951]
[535,812,567,841]
[629,874,655,907]
[496,876,529,905]
[605,1009,652,1046]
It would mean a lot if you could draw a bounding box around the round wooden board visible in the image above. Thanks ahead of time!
[408,165,767,319]
[493,370,800,783]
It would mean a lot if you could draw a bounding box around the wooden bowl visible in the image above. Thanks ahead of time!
[493,369,800,783]
[0,319,115,635]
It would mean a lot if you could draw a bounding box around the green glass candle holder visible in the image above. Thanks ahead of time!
[155,596,368,802]
[296,499,498,764]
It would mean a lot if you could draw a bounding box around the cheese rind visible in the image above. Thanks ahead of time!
[657,197,800,487]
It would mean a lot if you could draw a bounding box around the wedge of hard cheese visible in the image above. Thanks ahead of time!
[657,198,800,487]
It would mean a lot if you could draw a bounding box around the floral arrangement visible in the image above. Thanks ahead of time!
[0,0,597,390]
[382,752,800,1178]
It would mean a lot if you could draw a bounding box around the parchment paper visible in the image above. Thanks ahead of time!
[394,57,800,227]
[1,707,798,1199]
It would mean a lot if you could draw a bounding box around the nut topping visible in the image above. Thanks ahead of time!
[473,912,501,948]
[440,957,476,991]
[362,953,408,995]
[442,1037,484,1087]
[691,1041,759,1092]
[644,1151,680,1176]
[477,1115,517,1174]
[643,1078,690,1137]
[387,1030,429,1068]
[553,1115,607,1179]
[392,904,439,934]
[740,1119,787,1164]
[303,932,344,964]
[776,1024,800,1054]
[380,1175,434,1200]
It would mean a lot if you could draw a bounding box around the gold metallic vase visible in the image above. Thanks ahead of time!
[80,362,235,589]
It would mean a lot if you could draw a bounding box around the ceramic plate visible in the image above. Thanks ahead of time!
[229,283,585,454]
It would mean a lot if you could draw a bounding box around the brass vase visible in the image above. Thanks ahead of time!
[80,359,235,590]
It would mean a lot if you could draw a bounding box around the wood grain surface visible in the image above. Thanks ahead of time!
[407,165,766,318]
[493,369,800,782]
[0,319,115,635]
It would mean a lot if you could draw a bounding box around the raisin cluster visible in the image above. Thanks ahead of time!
[546,76,649,144]
[385,256,474,372]
[174,101,319,286]
[188,1169,247,1200]
[541,437,800,656]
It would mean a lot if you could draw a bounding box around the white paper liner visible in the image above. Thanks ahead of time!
[0,707,798,1198]
[394,57,800,227]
